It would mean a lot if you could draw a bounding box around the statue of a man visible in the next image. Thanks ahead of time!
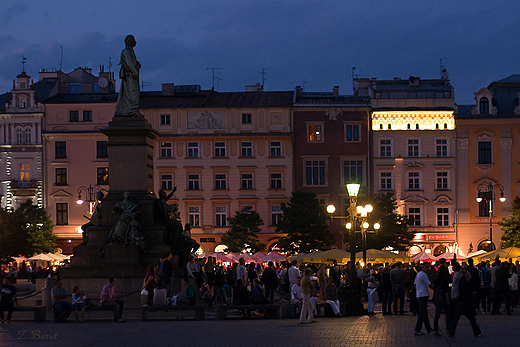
[115,35,143,117]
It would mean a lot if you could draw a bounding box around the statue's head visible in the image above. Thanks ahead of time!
[124,35,136,47]
[96,191,105,201]
[158,189,166,199]
[123,191,131,199]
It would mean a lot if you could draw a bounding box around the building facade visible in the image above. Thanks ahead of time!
[358,75,457,256]
[292,86,371,249]
[140,84,294,253]
[455,75,520,255]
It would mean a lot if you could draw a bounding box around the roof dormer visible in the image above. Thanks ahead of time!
[472,88,497,115]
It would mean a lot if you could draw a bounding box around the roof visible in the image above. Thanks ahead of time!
[32,78,59,102]
[374,79,453,92]
[0,93,7,111]
[294,92,369,104]
[140,90,294,109]
[494,74,520,84]
[44,93,118,104]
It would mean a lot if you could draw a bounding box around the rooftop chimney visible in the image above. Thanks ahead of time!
[295,86,302,98]
[333,86,339,98]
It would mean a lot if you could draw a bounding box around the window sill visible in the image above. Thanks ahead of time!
[268,156,284,159]
[405,189,423,192]
[434,189,451,191]
[212,189,230,192]
[185,157,202,159]
[268,188,285,191]
[239,156,255,159]
[238,189,256,192]
[212,157,229,159]
[159,157,173,160]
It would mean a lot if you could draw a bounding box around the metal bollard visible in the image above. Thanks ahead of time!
[42,278,53,308]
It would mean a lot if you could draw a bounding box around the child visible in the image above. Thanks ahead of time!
[72,285,86,322]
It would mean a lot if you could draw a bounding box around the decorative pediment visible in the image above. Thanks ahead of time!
[50,189,73,200]
[433,195,453,204]
[404,162,424,170]
[402,195,428,203]
[475,130,494,141]
[472,88,497,115]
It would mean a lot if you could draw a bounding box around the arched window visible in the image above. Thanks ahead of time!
[16,128,23,144]
[408,245,422,256]
[477,240,495,252]
[480,97,489,114]
[433,245,447,256]
[21,98,27,108]
[25,127,32,143]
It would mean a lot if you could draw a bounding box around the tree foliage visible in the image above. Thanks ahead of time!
[345,193,413,252]
[0,199,57,263]
[221,206,265,253]
[499,197,520,248]
[277,191,336,255]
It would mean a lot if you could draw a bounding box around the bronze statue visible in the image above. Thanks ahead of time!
[80,191,105,245]
[107,191,140,245]
[114,35,143,117]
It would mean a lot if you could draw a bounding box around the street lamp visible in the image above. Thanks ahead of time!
[76,184,106,215]
[475,182,505,251]
[347,204,378,267]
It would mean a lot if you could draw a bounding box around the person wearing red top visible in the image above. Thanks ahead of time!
[143,265,157,305]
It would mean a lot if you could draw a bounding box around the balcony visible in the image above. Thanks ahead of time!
[10,180,40,196]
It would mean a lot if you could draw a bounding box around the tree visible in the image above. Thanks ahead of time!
[277,191,336,255]
[350,192,413,252]
[0,200,57,263]
[221,206,265,253]
[499,197,520,248]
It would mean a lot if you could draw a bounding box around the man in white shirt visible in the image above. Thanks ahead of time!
[288,261,300,287]
[414,262,434,335]
[237,258,246,285]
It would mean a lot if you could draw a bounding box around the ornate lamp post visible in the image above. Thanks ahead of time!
[475,182,505,251]
[76,184,106,215]
[350,204,380,267]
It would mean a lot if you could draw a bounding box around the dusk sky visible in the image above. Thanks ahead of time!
[1,0,519,105]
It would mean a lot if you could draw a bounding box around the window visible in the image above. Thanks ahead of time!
[380,172,392,190]
[69,83,80,94]
[270,141,282,157]
[55,141,66,158]
[270,173,282,189]
[161,142,172,158]
[188,207,200,227]
[242,113,252,124]
[408,172,420,190]
[478,191,492,217]
[407,139,419,157]
[21,98,26,108]
[408,207,421,226]
[478,141,492,164]
[16,128,23,144]
[437,207,449,227]
[436,139,448,157]
[161,114,170,125]
[83,110,92,121]
[241,173,253,189]
[56,168,67,185]
[343,160,363,184]
[69,111,79,122]
[215,174,227,190]
[161,174,173,190]
[93,83,99,93]
[187,142,199,158]
[436,172,448,190]
[214,142,226,157]
[215,207,227,227]
[271,205,283,226]
[25,128,31,143]
[56,203,68,225]
[188,175,200,190]
[241,142,253,157]
[97,141,108,158]
[20,163,30,181]
[346,124,360,141]
[480,97,489,114]
[308,124,322,142]
[97,167,109,185]
[380,139,392,157]
[306,160,326,185]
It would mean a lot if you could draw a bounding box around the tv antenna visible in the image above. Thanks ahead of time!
[352,66,357,92]
[259,68,267,87]
[141,79,152,91]
[207,67,222,89]
[59,47,64,71]
[21,55,27,73]
[302,78,309,91]
[108,57,113,72]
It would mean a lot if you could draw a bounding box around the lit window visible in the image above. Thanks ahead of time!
[97,167,109,185]
[20,163,30,181]
[308,124,323,142]
[161,142,172,158]
[55,168,67,186]
[188,207,200,227]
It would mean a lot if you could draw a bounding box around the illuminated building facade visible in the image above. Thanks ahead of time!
[356,75,457,256]
[455,75,520,255]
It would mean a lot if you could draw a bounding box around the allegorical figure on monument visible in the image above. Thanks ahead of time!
[107,191,140,245]
[80,191,105,245]
[114,35,143,117]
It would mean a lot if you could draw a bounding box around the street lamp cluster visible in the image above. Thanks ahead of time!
[76,184,106,215]
[475,182,506,251]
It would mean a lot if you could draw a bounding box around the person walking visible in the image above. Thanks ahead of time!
[299,268,315,324]
[390,262,406,315]
[380,266,393,315]
[414,263,434,336]
[432,265,450,336]
[0,277,17,323]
